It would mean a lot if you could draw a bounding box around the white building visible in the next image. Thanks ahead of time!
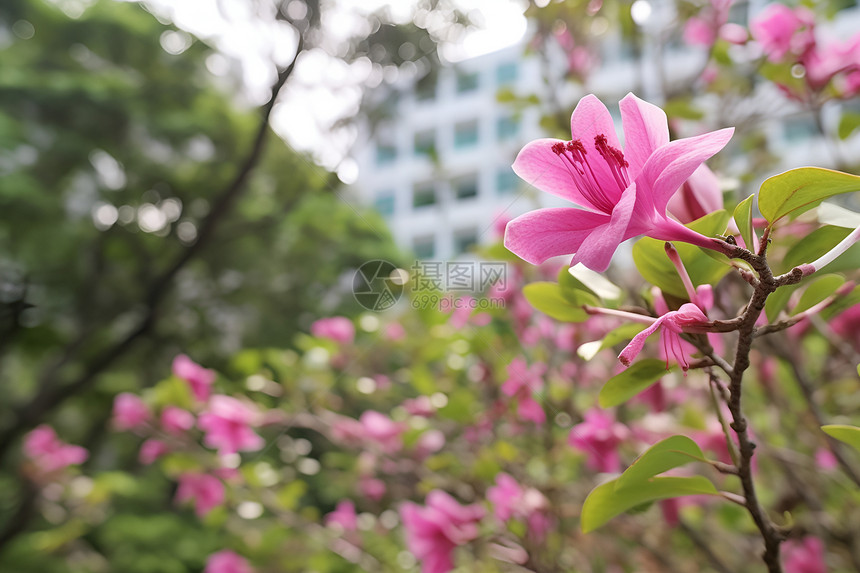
[351,1,860,261]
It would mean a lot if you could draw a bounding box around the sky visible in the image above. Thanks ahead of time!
[141,0,529,180]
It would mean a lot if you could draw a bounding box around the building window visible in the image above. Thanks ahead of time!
[454,120,479,148]
[414,129,436,157]
[376,143,396,166]
[496,167,518,195]
[456,71,479,93]
[374,191,395,216]
[496,116,519,141]
[496,62,518,85]
[454,228,478,255]
[413,183,436,209]
[453,174,479,200]
[413,234,435,259]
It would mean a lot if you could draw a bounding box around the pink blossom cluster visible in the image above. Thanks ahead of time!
[23,425,88,477]
[400,490,485,573]
[486,473,553,541]
[751,3,860,99]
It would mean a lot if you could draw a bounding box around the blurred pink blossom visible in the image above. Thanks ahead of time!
[568,409,630,473]
[359,477,386,501]
[175,472,224,517]
[815,449,838,471]
[359,410,406,453]
[325,500,358,531]
[829,303,860,352]
[139,439,170,465]
[502,358,547,425]
[402,396,435,417]
[311,316,355,344]
[112,393,151,431]
[198,396,264,455]
[400,490,485,573]
[383,322,406,341]
[751,4,816,62]
[23,425,88,474]
[161,406,195,436]
[487,473,553,541]
[204,550,253,573]
[782,537,827,573]
[172,354,216,403]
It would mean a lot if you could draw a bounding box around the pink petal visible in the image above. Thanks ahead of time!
[571,182,637,272]
[511,139,605,211]
[619,93,670,178]
[518,397,546,425]
[619,315,667,366]
[504,207,609,265]
[638,128,734,214]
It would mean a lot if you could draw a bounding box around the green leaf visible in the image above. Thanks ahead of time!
[838,111,860,140]
[599,358,669,408]
[733,194,756,252]
[765,283,795,322]
[758,167,860,224]
[523,282,593,322]
[781,226,854,273]
[632,210,731,298]
[618,436,707,489]
[567,263,623,303]
[791,274,845,315]
[822,425,860,454]
[581,476,719,532]
[578,323,649,360]
[557,268,604,307]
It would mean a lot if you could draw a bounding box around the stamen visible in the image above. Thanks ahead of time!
[551,139,615,213]
[594,134,630,192]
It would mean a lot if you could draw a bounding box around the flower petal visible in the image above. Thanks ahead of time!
[638,128,734,214]
[512,139,603,211]
[619,93,670,178]
[618,315,666,366]
[504,207,609,265]
[571,182,638,272]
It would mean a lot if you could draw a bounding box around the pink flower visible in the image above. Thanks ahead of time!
[568,409,630,473]
[204,550,253,573]
[139,439,170,465]
[311,317,355,345]
[402,396,435,417]
[359,477,386,501]
[384,322,407,341]
[400,490,485,573]
[325,500,358,531]
[684,16,717,47]
[782,537,827,573]
[197,396,264,455]
[815,449,838,471]
[618,303,709,371]
[501,358,547,425]
[23,425,88,474]
[172,354,216,403]
[161,406,195,436]
[751,4,816,62]
[175,472,225,517]
[830,303,860,352]
[359,411,405,453]
[666,164,723,224]
[112,393,151,431]
[487,473,552,541]
[504,93,733,272]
